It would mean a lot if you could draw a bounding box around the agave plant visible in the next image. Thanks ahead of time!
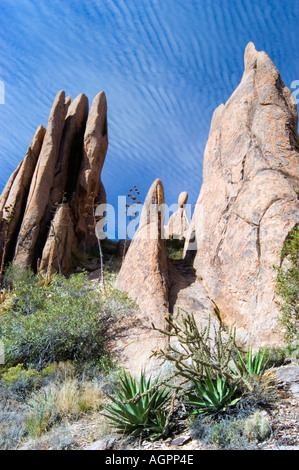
[232,348,268,377]
[187,374,240,415]
[102,370,171,437]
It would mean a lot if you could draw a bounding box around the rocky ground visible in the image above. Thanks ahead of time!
[84,365,299,451]
[18,365,298,451]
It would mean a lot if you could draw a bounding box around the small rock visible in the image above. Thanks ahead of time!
[172,436,192,446]
[84,437,116,451]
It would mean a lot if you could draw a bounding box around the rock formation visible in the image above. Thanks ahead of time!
[112,179,169,373]
[115,43,299,369]
[165,191,189,240]
[0,90,108,273]
[71,91,108,252]
[115,178,169,327]
[184,42,299,346]
[1,42,298,373]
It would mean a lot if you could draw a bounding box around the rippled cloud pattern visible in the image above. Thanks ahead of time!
[0,0,298,209]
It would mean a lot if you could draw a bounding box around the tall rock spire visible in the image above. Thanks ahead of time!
[115,178,169,328]
[185,42,299,345]
[14,91,67,267]
[72,91,108,251]
[113,178,169,373]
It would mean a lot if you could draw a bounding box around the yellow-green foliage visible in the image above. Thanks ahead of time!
[2,364,39,387]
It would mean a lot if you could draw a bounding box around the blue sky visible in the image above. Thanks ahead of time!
[0,0,298,218]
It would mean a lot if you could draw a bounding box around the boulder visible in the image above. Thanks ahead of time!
[184,43,299,346]
[165,191,189,240]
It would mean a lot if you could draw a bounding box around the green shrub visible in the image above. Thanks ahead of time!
[276,224,299,347]
[102,370,171,437]
[3,265,46,315]
[166,239,185,260]
[1,363,40,399]
[0,267,135,369]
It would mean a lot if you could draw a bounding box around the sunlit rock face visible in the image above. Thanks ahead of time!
[185,43,299,346]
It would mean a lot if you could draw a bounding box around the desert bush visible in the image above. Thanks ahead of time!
[0,266,135,369]
[262,346,287,368]
[25,376,104,438]
[190,406,271,450]
[0,401,28,450]
[2,363,39,386]
[55,379,103,417]
[276,224,299,347]
[152,310,246,386]
[3,265,46,315]
[41,361,76,383]
[20,423,77,450]
[151,308,277,430]
[102,370,171,437]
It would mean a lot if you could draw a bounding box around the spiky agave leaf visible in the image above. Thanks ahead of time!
[187,374,240,415]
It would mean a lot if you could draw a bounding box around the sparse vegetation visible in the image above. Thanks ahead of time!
[0,261,138,449]
[0,254,296,450]
[96,308,278,449]
[166,238,185,260]
[0,265,135,370]
[152,309,248,387]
